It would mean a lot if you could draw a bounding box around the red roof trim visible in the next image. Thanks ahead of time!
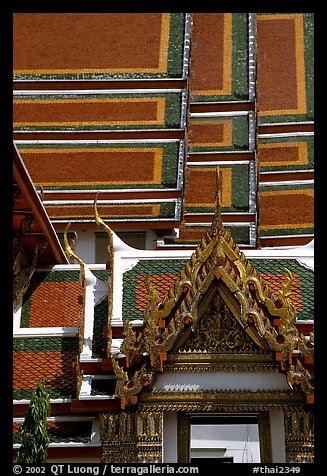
[13,143,68,264]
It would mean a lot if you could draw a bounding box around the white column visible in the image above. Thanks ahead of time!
[269,410,286,463]
[162,412,178,463]
[80,266,97,360]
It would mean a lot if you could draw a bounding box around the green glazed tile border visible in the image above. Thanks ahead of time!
[122,259,188,321]
[13,92,183,132]
[190,13,249,102]
[257,13,314,124]
[250,258,313,321]
[186,163,250,213]
[258,135,314,172]
[188,115,249,152]
[20,270,81,328]
[14,13,185,80]
[17,141,180,191]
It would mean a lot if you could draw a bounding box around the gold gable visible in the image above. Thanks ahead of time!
[92,169,313,409]
[177,287,267,355]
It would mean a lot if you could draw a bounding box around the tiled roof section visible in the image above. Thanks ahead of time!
[13,92,183,132]
[189,13,249,102]
[188,115,250,152]
[250,259,314,321]
[258,135,314,173]
[92,298,108,359]
[21,270,82,328]
[258,183,314,239]
[17,142,181,191]
[87,270,110,358]
[90,270,110,281]
[165,224,252,247]
[14,420,93,444]
[123,259,188,320]
[48,421,93,443]
[13,336,79,399]
[13,422,20,442]
[256,13,314,124]
[122,257,313,322]
[185,163,251,214]
[14,13,186,80]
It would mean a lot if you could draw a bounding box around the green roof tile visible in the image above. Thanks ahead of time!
[122,259,188,320]
[250,258,314,321]
[92,298,108,358]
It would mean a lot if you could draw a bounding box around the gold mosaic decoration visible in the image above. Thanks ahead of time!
[285,410,314,463]
[95,167,313,408]
[179,291,265,354]
[101,411,162,463]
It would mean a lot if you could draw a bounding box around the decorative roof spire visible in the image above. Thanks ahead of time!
[94,192,114,266]
[64,223,85,285]
[94,192,114,357]
[211,166,223,238]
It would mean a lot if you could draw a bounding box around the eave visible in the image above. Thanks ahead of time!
[13,143,68,265]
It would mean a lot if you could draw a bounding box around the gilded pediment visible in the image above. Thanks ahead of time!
[178,291,266,355]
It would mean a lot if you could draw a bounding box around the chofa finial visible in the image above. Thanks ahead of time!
[211,166,223,236]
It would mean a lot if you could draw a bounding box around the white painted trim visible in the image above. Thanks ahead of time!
[78,395,118,401]
[43,198,178,206]
[13,302,22,332]
[244,239,314,270]
[258,132,314,139]
[190,111,250,117]
[79,266,97,360]
[14,442,101,448]
[185,222,251,228]
[14,398,72,404]
[14,416,95,423]
[79,375,93,398]
[187,160,251,166]
[15,138,181,145]
[14,89,184,95]
[259,179,314,186]
[260,169,314,176]
[14,327,78,338]
[40,187,181,194]
[91,417,101,444]
[162,412,178,463]
[153,369,290,391]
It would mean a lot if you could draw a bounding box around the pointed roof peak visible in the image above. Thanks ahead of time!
[210,166,223,238]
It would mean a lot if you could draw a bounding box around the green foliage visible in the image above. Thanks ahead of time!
[16,380,51,463]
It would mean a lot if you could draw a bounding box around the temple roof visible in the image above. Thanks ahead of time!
[13,144,68,266]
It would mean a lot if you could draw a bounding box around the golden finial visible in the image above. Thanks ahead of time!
[64,223,85,284]
[277,268,293,307]
[144,276,161,311]
[94,192,114,358]
[94,192,114,263]
[278,268,293,302]
[211,166,223,236]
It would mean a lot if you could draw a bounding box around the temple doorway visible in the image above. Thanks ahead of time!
[189,415,260,463]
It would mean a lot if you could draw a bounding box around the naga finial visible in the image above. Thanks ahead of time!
[278,267,293,306]
[64,223,85,284]
[211,166,223,237]
[94,192,114,263]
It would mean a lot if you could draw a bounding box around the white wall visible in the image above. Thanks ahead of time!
[153,369,290,392]
[74,230,96,263]
[269,410,286,463]
[162,412,178,463]
[191,423,260,463]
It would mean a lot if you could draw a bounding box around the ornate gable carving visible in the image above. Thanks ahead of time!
[179,290,266,354]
